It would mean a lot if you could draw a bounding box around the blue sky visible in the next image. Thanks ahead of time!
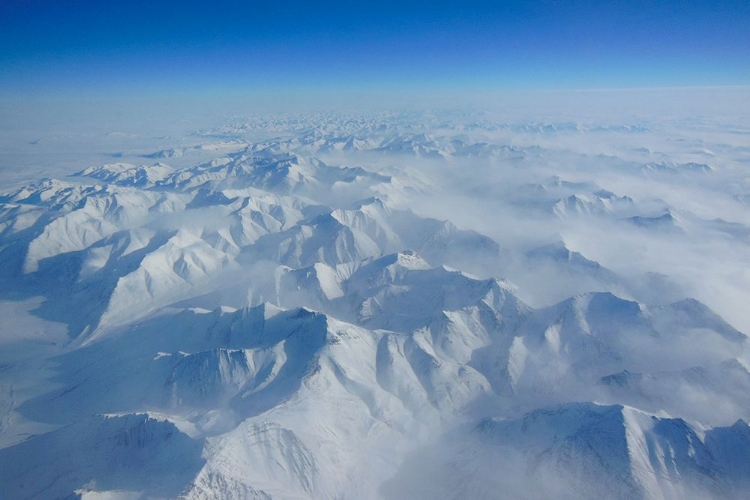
[1,0,749,98]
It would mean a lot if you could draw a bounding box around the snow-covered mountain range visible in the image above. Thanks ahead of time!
[1,108,749,499]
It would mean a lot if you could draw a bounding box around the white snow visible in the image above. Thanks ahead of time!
[1,99,749,499]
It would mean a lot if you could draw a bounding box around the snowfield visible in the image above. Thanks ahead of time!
[1,100,749,499]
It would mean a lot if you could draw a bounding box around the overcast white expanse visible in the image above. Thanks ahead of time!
[1,88,749,499]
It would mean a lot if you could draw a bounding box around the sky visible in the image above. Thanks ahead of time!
[1,0,749,100]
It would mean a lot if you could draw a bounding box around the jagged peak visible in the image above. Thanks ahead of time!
[355,250,431,274]
[353,196,389,211]
[75,162,140,175]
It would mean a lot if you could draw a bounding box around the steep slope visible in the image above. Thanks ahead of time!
[385,403,750,500]
[0,413,204,500]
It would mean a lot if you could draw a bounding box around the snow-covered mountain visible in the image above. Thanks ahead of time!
[385,403,750,500]
[0,110,749,499]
